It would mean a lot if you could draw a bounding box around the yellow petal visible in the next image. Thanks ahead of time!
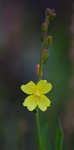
[20,81,36,94]
[37,80,52,94]
[38,95,51,111]
[23,95,38,111]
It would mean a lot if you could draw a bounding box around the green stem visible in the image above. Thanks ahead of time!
[35,16,49,150]
[35,42,44,150]
[36,110,42,150]
[38,42,44,81]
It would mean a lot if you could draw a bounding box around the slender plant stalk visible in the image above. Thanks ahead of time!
[38,42,44,81]
[35,15,49,148]
[36,110,42,150]
[35,9,53,149]
[35,42,45,150]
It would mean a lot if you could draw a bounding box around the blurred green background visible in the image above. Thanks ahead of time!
[0,0,73,150]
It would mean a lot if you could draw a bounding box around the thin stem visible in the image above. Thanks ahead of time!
[35,15,49,150]
[38,42,44,81]
[35,110,42,150]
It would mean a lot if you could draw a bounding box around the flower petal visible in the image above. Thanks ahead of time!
[23,95,38,111]
[37,80,52,94]
[20,81,36,94]
[38,95,51,111]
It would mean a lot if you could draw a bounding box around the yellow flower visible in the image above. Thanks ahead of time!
[21,80,52,111]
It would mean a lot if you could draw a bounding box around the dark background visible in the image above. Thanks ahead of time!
[0,0,73,150]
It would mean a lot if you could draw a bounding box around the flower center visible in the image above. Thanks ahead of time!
[35,90,41,97]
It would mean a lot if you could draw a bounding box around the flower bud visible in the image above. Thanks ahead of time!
[44,48,48,53]
[41,32,47,41]
[45,8,56,23]
[45,8,56,16]
[45,8,51,16]
[36,64,40,75]
[47,36,52,48]
[51,9,56,17]
[41,22,47,32]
